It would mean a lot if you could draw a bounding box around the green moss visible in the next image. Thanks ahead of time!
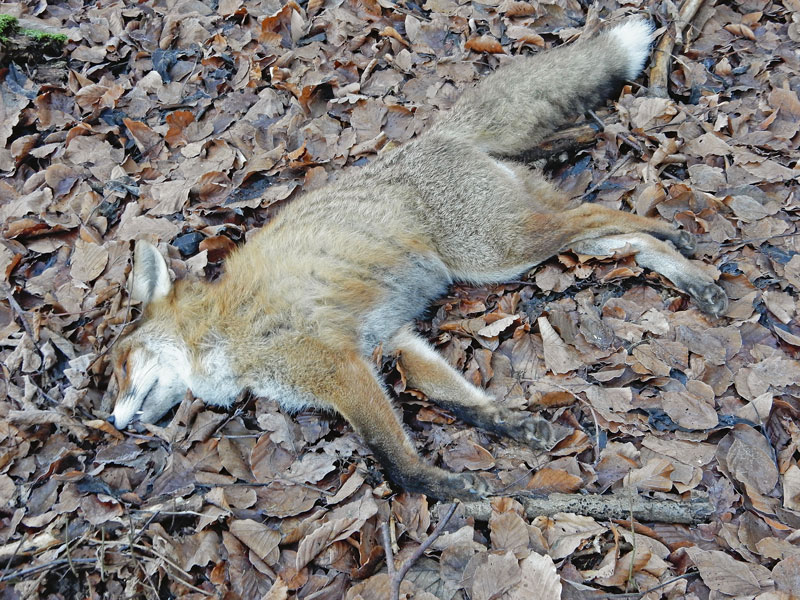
[20,27,67,43]
[0,15,66,46]
[0,14,19,41]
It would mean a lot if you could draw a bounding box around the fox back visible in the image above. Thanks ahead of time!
[109,19,727,500]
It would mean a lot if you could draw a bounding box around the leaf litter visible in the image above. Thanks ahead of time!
[1,0,799,598]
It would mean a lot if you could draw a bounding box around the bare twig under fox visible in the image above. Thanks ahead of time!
[109,19,728,500]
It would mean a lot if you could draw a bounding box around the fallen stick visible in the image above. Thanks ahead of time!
[452,493,713,524]
[381,502,458,600]
[649,0,708,97]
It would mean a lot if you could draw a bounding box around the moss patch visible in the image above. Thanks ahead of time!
[19,28,67,44]
[0,14,18,40]
[0,14,67,46]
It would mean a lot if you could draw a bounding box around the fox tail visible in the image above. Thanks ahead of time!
[434,18,654,155]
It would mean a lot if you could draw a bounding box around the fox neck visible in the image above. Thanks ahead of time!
[167,280,244,408]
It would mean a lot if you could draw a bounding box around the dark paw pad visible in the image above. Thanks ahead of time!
[493,410,572,451]
[686,281,728,316]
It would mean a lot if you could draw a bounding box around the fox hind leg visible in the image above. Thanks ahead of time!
[389,328,571,450]
[572,233,728,315]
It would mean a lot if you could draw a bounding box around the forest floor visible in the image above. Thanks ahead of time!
[1,0,799,598]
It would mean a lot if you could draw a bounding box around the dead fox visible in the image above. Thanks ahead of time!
[109,19,728,500]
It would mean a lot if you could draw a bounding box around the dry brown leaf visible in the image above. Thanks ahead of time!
[489,511,529,557]
[623,458,674,492]
[509,551,561,600]
[69,239,109,283]
[392,493,431,542]
[229,519,281,565]
[724,23,756,40]
[662,381,718,430]
[262,576,290,600]
[541,513,606,560]
[773,555,800,594]
[465,35,505,54]
[684,546,764,596]
[538,316,582,374]
[526,467,583,494]
[470,551,521,600]
[443,437,495,471]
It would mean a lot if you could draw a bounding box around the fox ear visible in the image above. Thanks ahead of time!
[130,241,172,306]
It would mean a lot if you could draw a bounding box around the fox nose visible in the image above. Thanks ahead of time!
[107,415,116,428]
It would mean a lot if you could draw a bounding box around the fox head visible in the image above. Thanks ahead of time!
[108,241,192,429]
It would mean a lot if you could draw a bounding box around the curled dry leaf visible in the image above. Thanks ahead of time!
[538,316,582,374]
[443,437,496,471]
[465,35,505,54]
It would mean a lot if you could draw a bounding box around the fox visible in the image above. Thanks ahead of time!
[108,18,728,500]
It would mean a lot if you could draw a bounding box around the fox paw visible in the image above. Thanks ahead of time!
[447,472,491,500]
[492,410,571,451]
[396,466,490,501]
[685,280,728,316]
[672,230,697,256]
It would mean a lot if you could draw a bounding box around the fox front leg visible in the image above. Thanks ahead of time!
[275,337,491,501]
[390,327,571,450]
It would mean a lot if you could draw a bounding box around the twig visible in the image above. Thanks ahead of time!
[100,528,106,582]
[650,0,708,97]
[388,502,458,600]
[217,478,336,496]
[597,571,700,598]
[0,558,95,583]
[720,232,800,247]
[125,512,159,599]
[380,521,396,579]
[64,518,77,579]
[1,533,28,578]
[6,292,37,344]
[626,486,636,593]
[138,561,161,600]
[131,509,206,517]
[131,510,160,545]
[455,493,713,524]
[579,156,631,200]
[86,537,213,597]
[587,109,607,130]
[131,542,213,597]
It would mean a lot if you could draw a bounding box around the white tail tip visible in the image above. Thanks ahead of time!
[610,18,655,80]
